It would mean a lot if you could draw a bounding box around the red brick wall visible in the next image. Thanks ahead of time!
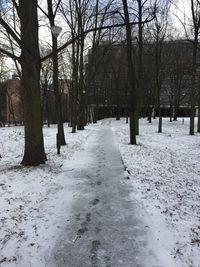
[6,79,23,124]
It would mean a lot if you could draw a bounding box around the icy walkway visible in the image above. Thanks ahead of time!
[48,120,174,267]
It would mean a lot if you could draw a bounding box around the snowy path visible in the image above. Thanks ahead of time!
[47,120,174,267]
[1,119,199,266]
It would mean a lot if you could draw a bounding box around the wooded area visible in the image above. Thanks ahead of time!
[0,0,200,166]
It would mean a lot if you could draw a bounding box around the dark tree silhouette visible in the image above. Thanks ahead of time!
[0,0,46,166]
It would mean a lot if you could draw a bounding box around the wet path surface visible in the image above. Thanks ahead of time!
[49,121,163,267]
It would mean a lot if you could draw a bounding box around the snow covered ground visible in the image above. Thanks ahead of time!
[0,118,200,267]
[112,118,200,267]
[0,123,96,266]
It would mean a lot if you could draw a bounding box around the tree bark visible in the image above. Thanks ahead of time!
[52,35,66,145]
[19,0,46,165]
[190,42,197,135]
[136,0,143,135]
[77,31,86,130]
[122,0,137,144]
[198,77,200,132]
[47,0,66,145]
[190,0,200,135]
[147,105,152,123]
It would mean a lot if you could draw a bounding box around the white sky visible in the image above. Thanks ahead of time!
[172,0,191,34]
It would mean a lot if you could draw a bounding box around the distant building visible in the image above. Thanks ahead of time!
[0,78,22,125]
[0,78,70,125]
[86,39,196,119]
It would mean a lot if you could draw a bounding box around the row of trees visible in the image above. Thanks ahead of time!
[0,0,199,166]
[86,0,200,137]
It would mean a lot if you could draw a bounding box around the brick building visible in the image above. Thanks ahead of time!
[0,78,69,125]
[0,78,23,125]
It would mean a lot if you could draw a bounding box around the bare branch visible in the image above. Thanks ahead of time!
[0,47,19,60]
[54,0,62,16]
[0,17,22,47]
[37,4,49,17]
[11,0,19,16]
[41,15,155,62]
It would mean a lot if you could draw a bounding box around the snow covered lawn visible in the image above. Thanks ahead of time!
[1,118,200,267]
[112,118,200,267]
[0,123,96,266]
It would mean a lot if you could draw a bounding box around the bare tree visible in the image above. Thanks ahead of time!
[122,0,156,143]
[0,0,46,166]
[174,0,200,134]
[146,0,170,133]
[40,54,53,127]
[190,0,200,134]
[46,0,66,146]
[122,0,138,144]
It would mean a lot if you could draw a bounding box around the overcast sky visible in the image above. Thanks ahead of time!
[170,0,191,36]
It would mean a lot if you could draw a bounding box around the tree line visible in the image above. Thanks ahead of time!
[0,0,199,166]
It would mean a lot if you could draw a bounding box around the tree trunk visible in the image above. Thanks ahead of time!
[122,0,137,145]
[52,36,66,145]
[116,79,120,120]
[147,105,152,123]
[19,0,46,166]
[71,39,79,133]
[93,105,99,123]
[136,0,143,136]
[77,33,85,130]
[198,80,200,132]
[173,104,178,121]
[45,91,50,127]
[158,107,162,133]
[47,0,66,145]
[197,108,200,132]
[169,95,173,122]
[190,60,197,135]
[173,96,179,121]
[155,39,162,133]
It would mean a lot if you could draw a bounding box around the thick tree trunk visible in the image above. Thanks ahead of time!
[19,0,46,166]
